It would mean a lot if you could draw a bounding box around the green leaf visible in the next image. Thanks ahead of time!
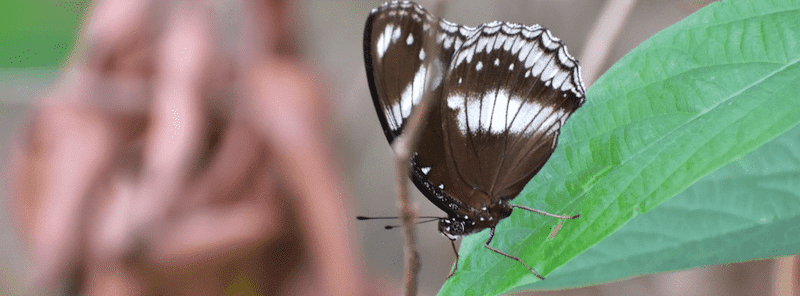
[522,124,800,291]
[440,0,800,294]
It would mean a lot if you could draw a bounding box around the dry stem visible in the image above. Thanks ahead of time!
[579,0,638,86]
[390,1,448,295]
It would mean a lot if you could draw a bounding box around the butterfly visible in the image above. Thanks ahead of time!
[362,1,585,280]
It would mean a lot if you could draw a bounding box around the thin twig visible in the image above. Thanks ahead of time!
[391,1,448,295]
[579,0,638,86]
[772,255,800,296]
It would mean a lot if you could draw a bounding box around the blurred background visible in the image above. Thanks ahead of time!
[0,0,785,295]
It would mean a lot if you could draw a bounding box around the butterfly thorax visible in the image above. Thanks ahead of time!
[438,199,513,239]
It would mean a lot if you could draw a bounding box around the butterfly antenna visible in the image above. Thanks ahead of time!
[356,216,441,220]
[384,217,440,229]
[356,216,398,220]
[356,216,440,229]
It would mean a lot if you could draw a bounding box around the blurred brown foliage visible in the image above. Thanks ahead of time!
[5,0,384,295]
[6,0,795,295]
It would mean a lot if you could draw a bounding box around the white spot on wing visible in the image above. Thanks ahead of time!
[421,167,431,174]
[526,49,545,69]
[476,37,489,53]
[446,94,467,133]
[502,25,521,35]
[399,65,428,118]
[503,35,514,51]
[476,61,483,71]
[529,104,566,135]
[532,55,553,78]
[459,26,472,36]
[447,93,465,110]
[406,34,414,45]
[541,59,560,82]
[494,34,507,49]
[487,90,511,133]
[511,39,525,55]
[440,20,458,33]
[483,35,497,53]
[376,24,394,59]
[419,48,425,60]
[443,35,454,49]
[522,28,542,39]
[449,92,527,134]
[558,47,576,67]
[449,90,564,135]
[541,30,558,49]
[552,69,569,90]
[388,103,403,130]
[517,42,534,63]
[454,47,476,67]
[392,26,402,43]
[483,22,501,34]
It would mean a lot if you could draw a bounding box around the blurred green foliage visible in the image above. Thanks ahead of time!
[0,1,90,68]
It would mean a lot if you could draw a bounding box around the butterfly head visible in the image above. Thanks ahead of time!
[438,217,471,240]
[438,200,514,240]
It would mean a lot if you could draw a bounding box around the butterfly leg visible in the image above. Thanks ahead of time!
[511,204,580,219]
[511,204,580,238]
[484,227,545,280]
[446,238,459,279]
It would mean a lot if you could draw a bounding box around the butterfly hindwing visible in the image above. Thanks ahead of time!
[441,22,585,207]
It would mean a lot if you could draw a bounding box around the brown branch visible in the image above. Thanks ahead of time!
[773,256,800,296]
[391,1,448,295]
[579,0,638,86]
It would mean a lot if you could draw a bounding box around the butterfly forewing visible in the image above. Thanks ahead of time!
[364,1,477,215]
[364,1,473,143]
